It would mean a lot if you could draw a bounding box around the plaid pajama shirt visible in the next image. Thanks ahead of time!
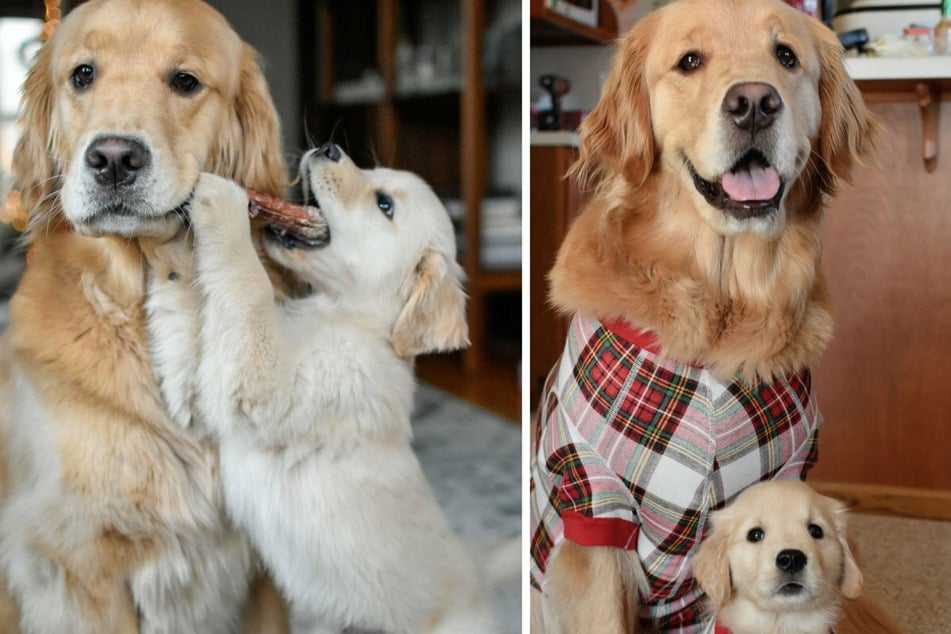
[530,314,821,632]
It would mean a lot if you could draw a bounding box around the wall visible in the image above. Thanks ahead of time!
[530,45,612,115]
[210,0,300,163]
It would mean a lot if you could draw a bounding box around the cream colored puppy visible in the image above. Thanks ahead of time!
[692,480,863,634]
[148,144,495,634]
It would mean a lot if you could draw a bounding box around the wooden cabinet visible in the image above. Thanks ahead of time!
[299,0,521,407]
[811,97,951,492]
[529,143,585,406]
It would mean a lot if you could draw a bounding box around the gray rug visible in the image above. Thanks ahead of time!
[411,382,522,634]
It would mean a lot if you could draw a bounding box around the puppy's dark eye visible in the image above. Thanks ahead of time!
[677,51,703,73]
[170,72,201,95]
[808,524,824,539]
[71,64,95,90]
[776,44,799,69]
[376,191,394,219]
[747,528,765,543]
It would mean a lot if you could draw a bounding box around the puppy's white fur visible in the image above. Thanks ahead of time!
[147,149,494,633]
[693,480,863,634]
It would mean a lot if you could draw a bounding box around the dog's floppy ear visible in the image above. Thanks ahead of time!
[570,12,658,191]
[810,19,878,191]
[12,39,56,218]
[210,43,287,196]
[692,513,733,606]
[826,497,863,598]
[392,249,469,358]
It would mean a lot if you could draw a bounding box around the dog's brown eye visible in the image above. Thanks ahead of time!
[677,52,703,73]
[776,44,799,69]
[376,192,394,219]
[747,528,765,543]
[71,64,95,90]
[170,72,201,95]
[808,524,824,539]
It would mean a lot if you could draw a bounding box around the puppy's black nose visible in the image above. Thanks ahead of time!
[85,136,150,187]
[722,82,783,133]
[317,142,342,162]
[776,549,807,573]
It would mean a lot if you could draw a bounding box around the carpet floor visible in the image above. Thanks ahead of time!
[848,512,951,634]
[412,382,522,633]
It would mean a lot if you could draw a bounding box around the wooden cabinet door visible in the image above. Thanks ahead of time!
[529,145,583,406]
[812,100,951,491]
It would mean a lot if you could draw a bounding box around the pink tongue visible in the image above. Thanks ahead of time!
[720,164,780,202]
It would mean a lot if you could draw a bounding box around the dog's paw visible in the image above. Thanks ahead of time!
[189,173,250,240]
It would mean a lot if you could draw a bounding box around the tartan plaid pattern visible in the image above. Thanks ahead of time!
[530,314,821,633]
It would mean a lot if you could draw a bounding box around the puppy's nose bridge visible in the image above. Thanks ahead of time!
[721,82,783,133]
[775,548,807,573]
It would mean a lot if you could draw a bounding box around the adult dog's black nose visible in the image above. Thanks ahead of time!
[85,136,150,187]
[317,142,342,162]
[776,549,807,573]
[722,82,783,132]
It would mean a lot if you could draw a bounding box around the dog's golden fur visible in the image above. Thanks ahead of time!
[549,0,876,383]
[534,0,877,631]
[0,0,288,631]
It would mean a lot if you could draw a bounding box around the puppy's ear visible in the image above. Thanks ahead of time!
[12,40,56,219]
[210,43,287,196]
[570,12,658,191]
[827,498,863,598]
[692,514,733,607]
[392,249,469,358]
[810,19,878,191]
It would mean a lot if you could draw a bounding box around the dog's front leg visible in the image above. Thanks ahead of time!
[188,174,294,438]
[542,541,645,634]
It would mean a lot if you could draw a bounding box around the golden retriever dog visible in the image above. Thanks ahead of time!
[530,0,876,631]
[144,145,494,633]
[0,0,290,632]
[692,480,862,634]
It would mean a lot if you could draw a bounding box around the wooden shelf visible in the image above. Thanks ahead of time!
[530,12,615,44]
[470,267,521,292]
[529,0,617,45]
[303,0,521,406]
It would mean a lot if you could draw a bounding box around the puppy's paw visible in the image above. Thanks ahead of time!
[189,173,251,241]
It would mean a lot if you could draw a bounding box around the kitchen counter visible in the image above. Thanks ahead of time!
[845,55,951,81]
[530,130,580,146]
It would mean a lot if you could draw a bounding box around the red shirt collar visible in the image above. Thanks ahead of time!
[600,318,661,355]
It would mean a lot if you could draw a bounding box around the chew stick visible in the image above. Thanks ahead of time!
[246,189,326,241]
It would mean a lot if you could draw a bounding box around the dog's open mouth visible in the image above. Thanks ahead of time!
[688,149,785,220]
[257,187,331,250]
[265,224,330,250]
